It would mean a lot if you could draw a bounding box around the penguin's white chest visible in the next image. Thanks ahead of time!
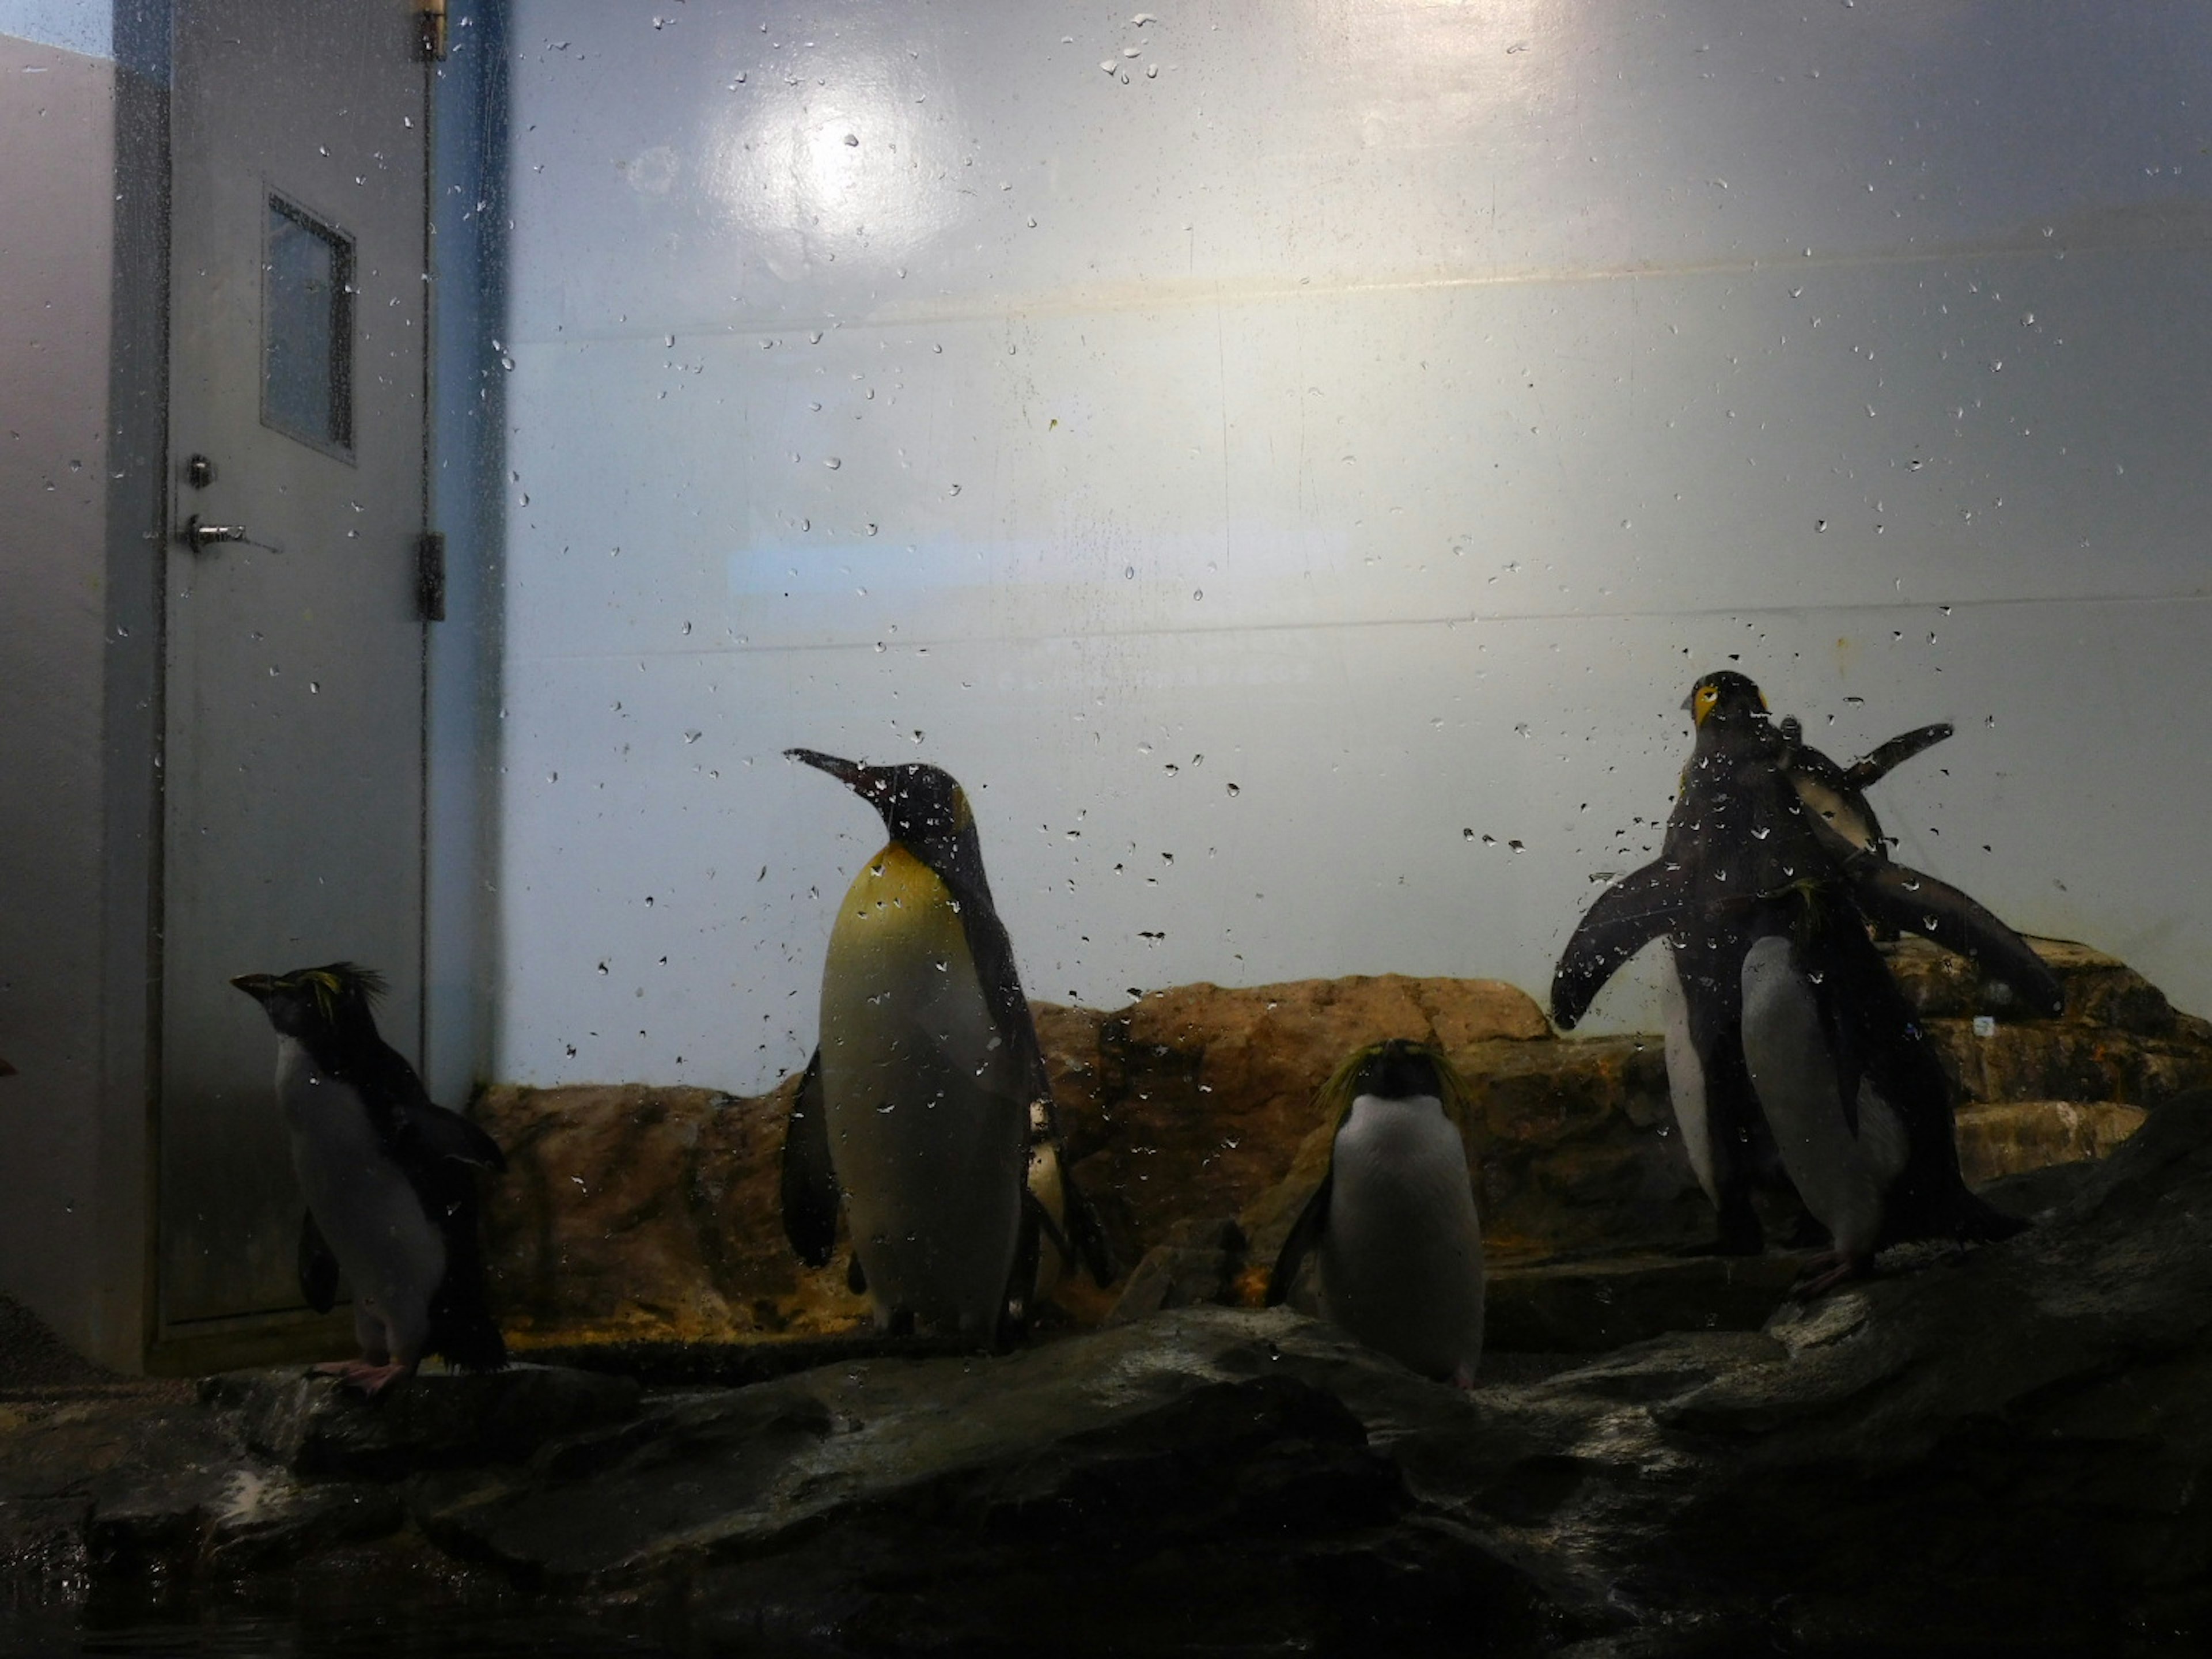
[1319,1093,1486,1382]
[818,845,1027,1331]
[276,1037,445,1315]
[1738,935,1911,1258]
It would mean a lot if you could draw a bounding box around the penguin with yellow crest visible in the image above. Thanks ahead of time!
[781,749,1113,1339]
[1552,671,2058,1286]
[1267,1039,1485,1388]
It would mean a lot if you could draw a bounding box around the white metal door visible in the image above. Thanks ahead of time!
[162,0,433,1334]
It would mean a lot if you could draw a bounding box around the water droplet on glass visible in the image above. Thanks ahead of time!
[825,457,841,469]
[1123,565,1136,580]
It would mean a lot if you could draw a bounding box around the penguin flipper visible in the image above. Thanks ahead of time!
[408,1101,507,1173]
[781,1048,841,1269]
[1024,1184,1076,1268]
[1055,1157,1120,1287]
[955,882,1116,1287]
[1844,722,1954,788]
[1849,861,2065,1017]
[1265,1168,1332,1306]
[346,1037,505,1175]
[1551,860,1684,1029]
[298,1210,339,1314]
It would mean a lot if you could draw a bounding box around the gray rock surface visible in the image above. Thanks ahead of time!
[9,1095,2212,1652]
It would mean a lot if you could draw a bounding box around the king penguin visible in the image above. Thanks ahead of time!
[1267,1040,1485,1388]
[232,964,506,1394]
[1551,672,2054,1275]
[781,749,1114,1339]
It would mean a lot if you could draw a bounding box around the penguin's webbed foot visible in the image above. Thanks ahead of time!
[320,1358,416,1397]
[1790,1252,1868,1301]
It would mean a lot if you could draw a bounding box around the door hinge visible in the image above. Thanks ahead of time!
[418,0,448,63]
[416,531,447,622]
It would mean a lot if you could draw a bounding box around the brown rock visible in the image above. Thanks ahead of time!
[1955,1100,2147,1188]
[1885,934,2178,1031]
[1081,975,1550,1259]
[474,1081,865,1347]
[471,946,2210,1350]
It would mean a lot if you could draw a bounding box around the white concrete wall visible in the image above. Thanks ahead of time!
[500,0,2212,1094]
[0,14,162,1370]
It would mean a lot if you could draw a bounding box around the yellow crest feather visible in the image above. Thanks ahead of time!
[1311,1037,1475,1146]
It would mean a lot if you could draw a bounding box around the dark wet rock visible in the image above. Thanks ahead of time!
[1486,1252,1804,1353]
[0,1296,120,1392]
[8,1082,2212,1647]
[1104,1215,1248,1323]
[201,1364,642,1480]
[200,1472,406,1574]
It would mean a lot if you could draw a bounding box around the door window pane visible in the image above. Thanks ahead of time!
[262,194,353,456]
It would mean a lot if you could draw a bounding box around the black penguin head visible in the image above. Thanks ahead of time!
[1353,1037,1449,1101]
[1683,671,1770,730]
[1317,1037,1475,1141]
[786,748,979,869]
[230,963,388,1048]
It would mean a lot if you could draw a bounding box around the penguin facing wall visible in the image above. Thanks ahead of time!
[1551,673,2051,1278]
[1267,1039,1486,1388]
[232,963,506,1395]
[781,749,1114,1340]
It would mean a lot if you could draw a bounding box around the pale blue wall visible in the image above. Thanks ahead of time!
[0,0,108,59]
[497,1,2212,1093]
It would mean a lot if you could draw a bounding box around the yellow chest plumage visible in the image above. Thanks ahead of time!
[825,843,968,974]
[816,839,1026,1334]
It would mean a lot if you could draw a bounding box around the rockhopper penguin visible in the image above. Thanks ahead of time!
[1551,673,2054,1283]
[232,964,506,1394]
[1267,1039,1485,1387]
[781,749,1114,1340]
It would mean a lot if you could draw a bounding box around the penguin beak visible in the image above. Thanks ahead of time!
[786,747,861,782]
[230,973,278,1003]
[783,752,893,818]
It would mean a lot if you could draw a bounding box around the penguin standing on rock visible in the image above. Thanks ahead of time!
[1551,673,2055,1285]
[781,749,1114,1340]
[1267,1040,1485,1388]
[232,964,506,1394]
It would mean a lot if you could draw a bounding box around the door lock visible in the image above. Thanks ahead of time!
[179,515,253,553]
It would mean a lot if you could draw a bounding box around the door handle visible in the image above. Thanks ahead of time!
[179,514,254,553]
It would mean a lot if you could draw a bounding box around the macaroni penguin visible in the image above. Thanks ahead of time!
[1267,1039,1485,1388]
[232,963,506,1394]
